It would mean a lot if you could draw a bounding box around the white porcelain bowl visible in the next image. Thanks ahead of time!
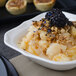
[4,12,76,70]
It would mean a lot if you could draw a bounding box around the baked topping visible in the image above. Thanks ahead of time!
[37,0,51,3]
[33,11,72,33]
[32,9,75,45]
[33,20,76,45]
[8,0,24,7]
[33,9,73,33]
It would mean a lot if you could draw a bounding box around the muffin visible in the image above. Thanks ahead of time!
[33,0,56,11]
[0,0,6,7]
[5,0,27,15]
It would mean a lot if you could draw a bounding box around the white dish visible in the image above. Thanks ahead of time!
[4,12,76,70]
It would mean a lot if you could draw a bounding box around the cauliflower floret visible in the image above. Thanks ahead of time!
[71,26,76,37]
[39,40,49,49]
[46,43,67,59]
[39,40,49,54]
[67,46,76,60]
[28,45,34,54]
[28,45,38,56]
[53,54,70,62]
[28,26,37,32]
[20,26,37,49]
[28,40,41,55]
[20,37,28,49]
[26,31,33,41]
[40,31,47,40]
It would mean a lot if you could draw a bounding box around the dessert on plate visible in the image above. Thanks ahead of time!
[6,0,27,15]
[33,0,56,11]
[20,9,76,62]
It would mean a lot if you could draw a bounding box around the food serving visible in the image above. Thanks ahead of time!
[20,9,76,62]
[33,0,55,11]
[6,0,27,15]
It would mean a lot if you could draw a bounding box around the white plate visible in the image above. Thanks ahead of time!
[4,12,76,70]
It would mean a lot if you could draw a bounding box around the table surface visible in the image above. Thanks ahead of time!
[10,55,76,76]
[0,22,21,59]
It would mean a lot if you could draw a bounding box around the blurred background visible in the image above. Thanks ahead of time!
[0,0,76,24]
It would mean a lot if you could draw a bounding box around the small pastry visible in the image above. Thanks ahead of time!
[33,0,56,11]
[26,0,33,3]
[0,0,6,7]
[5,0,27,15]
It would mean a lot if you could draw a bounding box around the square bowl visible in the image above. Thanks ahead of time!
[4,12,76,70]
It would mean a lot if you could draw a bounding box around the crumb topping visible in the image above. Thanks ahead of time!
[32,13,76,46]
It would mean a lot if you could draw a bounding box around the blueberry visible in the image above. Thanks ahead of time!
[44,21,46,24]
[47,29,51,33]
[48,13,52,16]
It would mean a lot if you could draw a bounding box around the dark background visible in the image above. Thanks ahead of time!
[0,0,76,59]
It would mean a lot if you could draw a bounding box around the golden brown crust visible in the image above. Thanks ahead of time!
[6,0,27,15]
[32,19,76,46]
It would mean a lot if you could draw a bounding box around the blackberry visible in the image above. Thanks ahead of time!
[45,8,69,27]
